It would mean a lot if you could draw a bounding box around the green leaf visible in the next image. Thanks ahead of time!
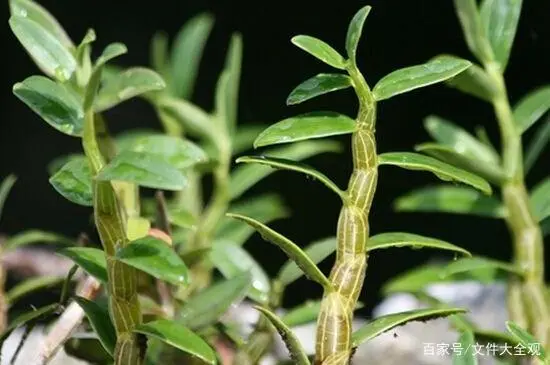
[10,0,73,49]
[95,67,166,112]
[170,13,214,99]
[372,55,472,101]
[287,73,353,106]
[57,247,108,283]
[215,194,289,245]
[282,300,364,328]
[382,263,448,294]
[156,96,215,141]
[116,236,189,286]
[480,0,523,70]
[0,303,59,342]
[290,35,346,70]
[97,150,186,191]
[169,207,197,229]
[254,112,356,148]
[150,31,169,80]
[64,335,112,365]
[524,115,550,174]
[0,174,17,223]
[453,330,478,365]
[351,307,467,347]
[74,297,116,356]
[530,178,550,222]
[179,273,252,329]
[505,321,547,362]
[424,115,501,167]
[345,5,371,63]
[232,125,270,155]
[445,62,496,101]
[3,230,74,252]
[453,0,494,63]
[415,143,503,184]
[367,232,471,256]
[226,214,331,289]
[49,156,92,206]
[135,319,217,364]
[215,33,242,134]
[378,152,492,194]
[255,306,311,365]
[513,86,550,134]
[442,257,524,278]
[235,156,346,200]
[13,75,84,136]
[119,134,207,170]
[394,185,505,218]
[48,153,86,175]
[9,16,76,80]
[6,276,65,305]
[230,140,341,199]
[210,239,270,304]
[278,237,336,286]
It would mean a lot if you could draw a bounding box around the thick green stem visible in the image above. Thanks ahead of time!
[83,112,143,365]
[485,62,550,351]
[314,64,377,365]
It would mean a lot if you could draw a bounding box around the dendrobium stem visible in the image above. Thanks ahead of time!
[314,63,377,365]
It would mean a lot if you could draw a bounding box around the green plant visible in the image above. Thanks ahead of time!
[385,0,550,363]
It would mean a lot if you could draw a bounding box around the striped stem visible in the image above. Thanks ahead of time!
[82,112,143,365]
[314,64,377,365]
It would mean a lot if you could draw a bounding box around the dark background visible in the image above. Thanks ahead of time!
[2,0,550,313]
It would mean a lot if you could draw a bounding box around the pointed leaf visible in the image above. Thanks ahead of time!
[135,319,216,364]
[235,156,346,200]
[169,207,197,229]
[0,174,17,223]
[524,115,550,174]
[10,0,73,48]
[505,321,547,362]
[480,0,523,70]
[116,236,189,286]
[97,150,187,191]
[13,75,84,136]
[382,263,448,294]
[442,257,524,278]
[95,67,166,112]
[57,247,108,283]
[170,13,214,98]
[3,230,74,252]
[230,140,341,199]
[227,214,330,289]
[210,239,270,304]
[254,112,356,148]
[424,115,500,166]
[74,297,116,356]
[119,134,208,170]
[287,73,353,105]
[215,33,242,134]
[156,96,215,141]
[395,185,505,218]
[351,307,467,347]
[232,125,270,155]
[180,273,252,329]
[6,275,65,305]
[278,237,336,286]
[255,306,311,365]
[9,16,76,80]
[513,86,550,134]
[290,35,346,70]
[49,156,93,206]
[530,178,550,222]
[345,6,371,63]
[282,300,364,328]
[150,31,169,80]
[378,152,492,194]
[216,194,289,245]
[0,303,60,342]
[453,330,479,365]
[372,55,472,101]
[445,62,496,101]
[367,232,471,256]
[453,0,494,63]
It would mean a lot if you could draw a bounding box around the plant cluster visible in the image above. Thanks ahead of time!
[1,1,548,365]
